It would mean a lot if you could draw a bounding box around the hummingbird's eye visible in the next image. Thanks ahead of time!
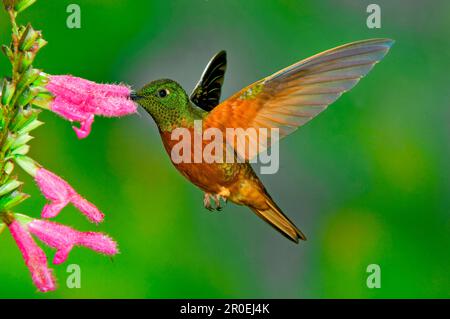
[158,88,169,98]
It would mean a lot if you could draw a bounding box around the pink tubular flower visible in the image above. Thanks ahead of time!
[44,75,137,138]
[5,213,118,292]
[35,167,104,223]
[8,220,56,292]
[27,219,118,265]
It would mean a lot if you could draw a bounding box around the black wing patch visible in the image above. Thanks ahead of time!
[190,50,227,111]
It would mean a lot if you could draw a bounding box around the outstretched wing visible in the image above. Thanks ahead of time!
[203,39,394,160]
[190,50,227,111]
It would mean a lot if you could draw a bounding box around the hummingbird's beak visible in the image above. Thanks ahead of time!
[130,91,142,101]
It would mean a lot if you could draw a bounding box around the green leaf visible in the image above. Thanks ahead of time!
[19,51,34,72]
[31,92,53,110]
[1,44,13,62]
[17,117,43,134]
[10,105,41,132]
[11,144,30,156]
[14,0,36,13]
[0,190,29,211]
[16,87,37,107]
[0,179,22,196]
[33,72,49,86]
[1,79,15,106]
[14,155,37,176]
[17,67,41,91]
[34,38,47,52]
[18,24,39,51]
[4,161,14,175]
[16,88,33,106]
[1,132,15,153]
[11,132,33,148]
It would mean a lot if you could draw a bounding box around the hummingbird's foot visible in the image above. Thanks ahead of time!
[213,194,222,211]
[204,193,226,211]
[213,194,227,211]
[203,193,214,211]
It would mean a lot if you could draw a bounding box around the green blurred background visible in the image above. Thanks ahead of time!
[0,0,449,298]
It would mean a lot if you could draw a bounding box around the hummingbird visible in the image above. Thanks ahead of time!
[131,39,393,243]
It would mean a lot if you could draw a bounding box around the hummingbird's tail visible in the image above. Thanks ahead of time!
[249,195,306,243]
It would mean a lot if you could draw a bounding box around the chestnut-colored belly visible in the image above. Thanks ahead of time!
[159,130,243,194]
[159,129,269,209]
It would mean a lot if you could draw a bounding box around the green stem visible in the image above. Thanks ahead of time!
[0,9,27,207]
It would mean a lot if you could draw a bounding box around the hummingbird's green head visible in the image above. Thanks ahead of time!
[132,79,191,131]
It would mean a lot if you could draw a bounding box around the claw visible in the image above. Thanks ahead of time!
[214,194,228,211]
[203,193,228,212]
[203,193,213,211]
[213,194,221,210]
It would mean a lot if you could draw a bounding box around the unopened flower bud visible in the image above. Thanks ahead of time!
[19,24,39,51]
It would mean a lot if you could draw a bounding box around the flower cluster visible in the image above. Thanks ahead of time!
[6,214,118,292]
[0,0,136,292]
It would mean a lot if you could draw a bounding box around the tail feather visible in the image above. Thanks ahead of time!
[250,197,306,243]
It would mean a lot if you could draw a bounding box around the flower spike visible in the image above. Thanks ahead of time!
[1,1,122,293]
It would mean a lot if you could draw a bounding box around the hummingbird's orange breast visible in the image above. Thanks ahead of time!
[159,130,242,195]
